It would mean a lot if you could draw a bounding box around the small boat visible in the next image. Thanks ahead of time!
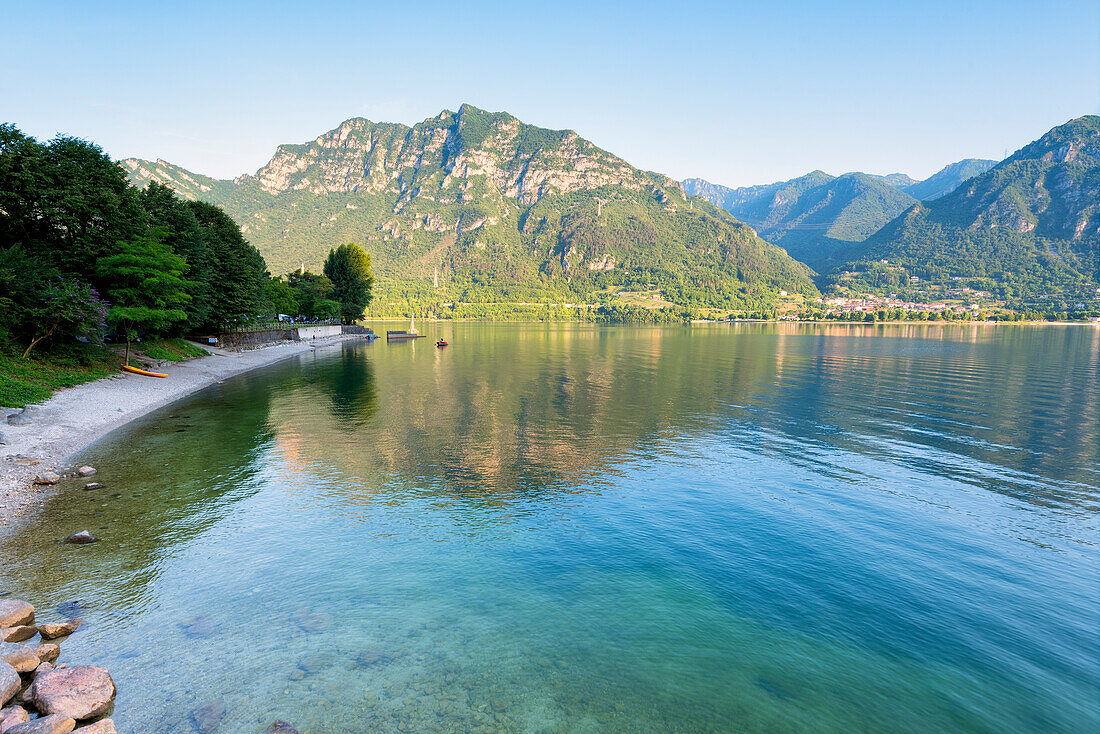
[365,333,379,341]
[121,364,168,378]
[436,339,448,347]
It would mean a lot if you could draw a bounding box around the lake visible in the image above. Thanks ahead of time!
[1,323,1097,733]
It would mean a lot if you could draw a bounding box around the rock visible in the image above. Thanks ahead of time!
[5,714,76,734]
[354,648,392,668]
[0,604,33,629]
[54,603,83,621]
[0,662,19,707]
[0,706,31,731]
[76,468,96,478]
[30,666,115,720]
[80,484,104,492]
[265,722,299,734]
[32,474,59,486]
[6,414,32,427]
[179,616,216,639]
[0,628,36,644]
[291,609,333,633]
[33,645,59,665]
[64,533,96,545]
[296,653,328,675]
[71,720,115,733]
[190,701,225,733]
[0,432,6,445]
[37,622,81,641]
[0,644,39,673]
[33,661,55,677]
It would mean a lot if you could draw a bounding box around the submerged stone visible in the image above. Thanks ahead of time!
[64,532,96,545]
[190,700,225,733]
[265,721,299,734]
[76,467,96,477]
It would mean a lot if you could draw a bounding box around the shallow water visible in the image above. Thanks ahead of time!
[1,323,1097,733]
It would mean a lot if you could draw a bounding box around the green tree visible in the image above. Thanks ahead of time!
[97,234,192,362]
[286,270,336,318]
[189,200,268,326]
[266,276,299,316]
[323,243,374,324]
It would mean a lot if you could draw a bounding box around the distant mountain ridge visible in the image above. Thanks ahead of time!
[683,158,998,267]
[828,116,1099,306]
[123,105,818,312]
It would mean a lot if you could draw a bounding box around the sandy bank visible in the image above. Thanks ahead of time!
[0,334,360,528]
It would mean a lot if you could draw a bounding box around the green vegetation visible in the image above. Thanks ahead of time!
[0,343,115,408]
[828,116,1100,312]
[0,124,280,402]
[138,338,209,362]
[323,243,375,323]
[123,105,819,316]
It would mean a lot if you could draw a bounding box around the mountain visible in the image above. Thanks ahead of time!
[903,159,998,201]
[828,116,1100,307]
[123,105,818,313]
[683,171,918,265]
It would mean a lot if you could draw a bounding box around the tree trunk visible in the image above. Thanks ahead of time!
[21,319,60,359]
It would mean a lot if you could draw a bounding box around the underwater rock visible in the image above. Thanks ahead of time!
[30,666,116,720]
[190,700,225,733]
[179,616,217,639]
[55,602,84,621]
[37,622,81,641]
[0,603,33,629]
[291,609,333,633]
[265,721,299,734]
[32,474,59,486]
[76,467,96,478]
[80,484,104,492]
[64,532,96,545]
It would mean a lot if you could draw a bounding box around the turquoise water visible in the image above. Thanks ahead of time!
[0,324,1097,732]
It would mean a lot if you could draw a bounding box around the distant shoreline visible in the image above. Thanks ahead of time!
[0,334,361,533]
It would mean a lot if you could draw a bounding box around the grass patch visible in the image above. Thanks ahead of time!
[137,338,208,362]
[0,343,116,409]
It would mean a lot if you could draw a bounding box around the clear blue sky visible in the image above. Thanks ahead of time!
[2,0,1097,187]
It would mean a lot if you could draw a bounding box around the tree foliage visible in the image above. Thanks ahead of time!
[323,243,374,324]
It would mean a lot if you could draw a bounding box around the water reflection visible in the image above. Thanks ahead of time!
[0,324,1095,733]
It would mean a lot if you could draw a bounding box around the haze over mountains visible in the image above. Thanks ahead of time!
[682,159,997,265]
[123,104,817,313]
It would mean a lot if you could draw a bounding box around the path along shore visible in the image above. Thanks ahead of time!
[0,334,359,530]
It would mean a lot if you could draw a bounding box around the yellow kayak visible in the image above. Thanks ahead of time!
[121,364,168,378]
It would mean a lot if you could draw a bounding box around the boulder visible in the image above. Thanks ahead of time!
[0,706,31,731]
[6,414,32,427]
[0,603,34,629]
[190,701,225,733]
[54,603,83,621]
[30,667,115,720]
[0,628,36,644]
[80,485,104,492]
[72,720,115,733]
[265,722,299,734]
[63,533,95,546]
[5,715,76,734]
[32,475,59,486]
[76,468,96,478]
[0,644,39,673]
[37,623,81,641]
[33,645,59,665]
[34,662,55,677]
[0,662,19,707]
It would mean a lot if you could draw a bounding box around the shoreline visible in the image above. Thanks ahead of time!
[0,334,361,530]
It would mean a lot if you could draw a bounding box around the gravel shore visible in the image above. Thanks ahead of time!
[0,335,358,529]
